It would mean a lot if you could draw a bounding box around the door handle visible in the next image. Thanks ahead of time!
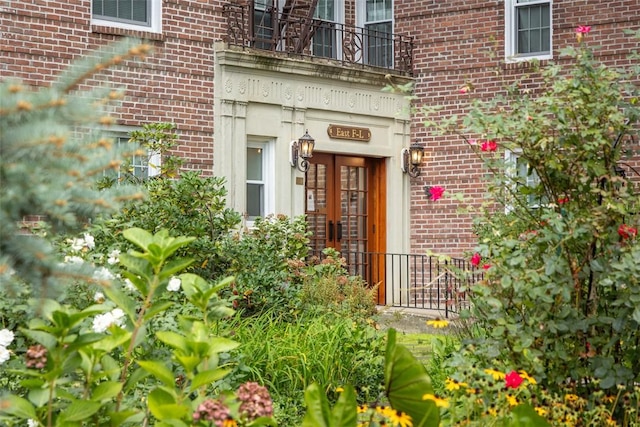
[328,220,334,241]
[337,221,343,242]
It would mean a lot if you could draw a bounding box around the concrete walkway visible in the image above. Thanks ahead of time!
[375,305,458,334]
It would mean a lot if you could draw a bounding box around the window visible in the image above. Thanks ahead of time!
[246,141,274,222]
[505,0,552,61]
[253,0,276,50]
[359,0,393,68]
[313,0,342,59]
[92,0,161,33]
[107,135,160,184]
[506,150,546,209]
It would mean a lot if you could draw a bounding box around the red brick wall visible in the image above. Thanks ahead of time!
[395,0,640,258]
[0,0,224,172]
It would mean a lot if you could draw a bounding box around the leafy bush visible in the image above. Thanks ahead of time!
[300,248,378,320]
[421,29,640,398]
[91,169,241,280]
[221,214,310,316]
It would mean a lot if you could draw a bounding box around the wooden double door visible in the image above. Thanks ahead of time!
[305,153,386,302]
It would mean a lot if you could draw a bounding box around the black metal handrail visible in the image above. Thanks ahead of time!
[309,250,483,317]
[222,2,414,76]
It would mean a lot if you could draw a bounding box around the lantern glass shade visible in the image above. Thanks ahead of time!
[409,144,424,165]
[298,131,315,159]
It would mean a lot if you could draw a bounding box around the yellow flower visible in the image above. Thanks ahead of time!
[487,406,498,416]
[223,420,238,427]
[605,418,618,426]
[483,368,506,381]
[505,394,518,407]
[422,394,449,408]
[534,407,547,416]
[386,409,413,427]
[445,378,468,391]
[336,387,344,393]
[426,319,449,328]
[357,404,369,413]
[564,393,579,402]
[518,370,537,385]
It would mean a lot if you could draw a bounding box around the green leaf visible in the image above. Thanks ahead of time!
[0,394,37,419]
[190,368,231,391]
[122,227,154,252]
[102,285,137,322]
[330,385,357,427]
[143,301,174,321]
[156,331,189,352]
[302,383,331,427]
[57,399,101,422]
[27,387,49,408]
[91,381,123,402]
[158,258,195,281]
[384,329,439,427]
[137,360,175,387]
[207,337,240,355]
[19,328,56,349]
[509,404,551,426]
[108,409,144,426]
[147,389,189,421]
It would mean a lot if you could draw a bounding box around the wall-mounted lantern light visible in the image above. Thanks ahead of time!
[401,143,424,177]
[290,130,315,172]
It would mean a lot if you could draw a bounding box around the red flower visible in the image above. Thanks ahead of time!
[480,140,498,152]
[576,25,591,34]
[557,197,569,205]
[505,370,524,389]
[429,186,445,201]
[470,253,481,266]
[482,264,491,270]
[618,224,638,240]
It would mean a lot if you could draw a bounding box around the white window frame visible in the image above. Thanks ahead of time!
[312,0,345,60]
[246,140,275,226]
[356,0,394,69]
[505,149,545,212]
[505,0,552,62]
[91,0,162,34]
[108,128,161,183]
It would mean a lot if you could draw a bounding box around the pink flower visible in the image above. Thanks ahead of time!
[429,186,445,201]
[470,253,481,266]
[480,140,498,152]
[459,85,469,94]
[505,370,524,389]
[576,25,591,34]
[618,224,637,240]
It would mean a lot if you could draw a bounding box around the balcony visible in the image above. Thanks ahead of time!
[222,2,414,77]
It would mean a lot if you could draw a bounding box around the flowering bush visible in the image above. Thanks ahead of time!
[416,26,640,423]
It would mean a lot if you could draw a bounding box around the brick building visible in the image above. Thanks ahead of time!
[2,0,639,304]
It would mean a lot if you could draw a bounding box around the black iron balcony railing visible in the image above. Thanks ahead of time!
[222,2,414,76]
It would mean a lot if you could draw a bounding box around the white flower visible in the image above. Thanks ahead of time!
[92,308,126,334]
[27,419,39,427]
[107,249,120,265]
[0,329,14,347]
[70,238,85,251]
[93,267,115,281]
[167,276,181,292]
[64,255,84,265]
[83,233,95,249]
[93,292,105,303]
[123,278,136,292]
[0,346,10,364]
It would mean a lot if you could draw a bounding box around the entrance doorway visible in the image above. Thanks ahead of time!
[305,153,386,302]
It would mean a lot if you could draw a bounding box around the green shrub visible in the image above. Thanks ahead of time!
[300,248,378,320]
[221,214,310,316]
[421,29,640,399]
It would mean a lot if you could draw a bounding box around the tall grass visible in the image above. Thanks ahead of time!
[222,308,385,424]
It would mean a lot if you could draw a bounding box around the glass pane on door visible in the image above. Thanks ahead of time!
[339,161,368,277]
[306,160,330,256]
